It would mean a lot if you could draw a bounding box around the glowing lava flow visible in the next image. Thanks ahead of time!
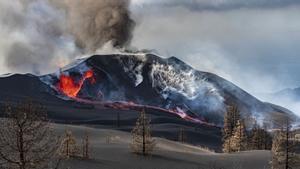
[55,69,214,126]
[74,97,215,126]
[102,101,214,126]
[57,69,95,98]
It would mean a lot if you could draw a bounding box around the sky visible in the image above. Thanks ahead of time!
[130,0,300,95]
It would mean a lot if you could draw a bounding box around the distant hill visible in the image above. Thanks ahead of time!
[273,87,300,101]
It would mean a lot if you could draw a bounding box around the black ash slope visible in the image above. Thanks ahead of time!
[72,54,297,125]
[0,53,297,151]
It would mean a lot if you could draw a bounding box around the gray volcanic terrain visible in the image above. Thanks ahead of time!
[41,53,297,124]
[0,53,297,151]
[53,123,271,169]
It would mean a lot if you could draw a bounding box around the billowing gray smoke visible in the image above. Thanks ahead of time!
[0,0,134,74]
[61,0,135,52]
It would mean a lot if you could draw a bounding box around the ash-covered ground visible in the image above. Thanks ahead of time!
[54,123,271,169]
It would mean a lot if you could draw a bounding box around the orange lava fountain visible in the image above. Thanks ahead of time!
[57,69,95,98]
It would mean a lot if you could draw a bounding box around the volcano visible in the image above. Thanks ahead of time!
[0,53,297,125]
[0,53,297,150]
[41,53,297,125]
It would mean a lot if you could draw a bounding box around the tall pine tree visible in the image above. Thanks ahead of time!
[82,131,90,159]
[272,130,285,169]
[250,122,272,150]
[178,127,187,143]
[131,109,155,156]
[60,130,79,158]
[271,119,300,169]
[250,122,262,150]
[231,120,247,152]
[223,105,240,153]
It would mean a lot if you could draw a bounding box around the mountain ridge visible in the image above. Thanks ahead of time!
[0,53,297,127]
[40,53,298,126]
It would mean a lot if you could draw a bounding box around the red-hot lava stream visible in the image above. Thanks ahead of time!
[56,69,215,126]
[57,69,95,98]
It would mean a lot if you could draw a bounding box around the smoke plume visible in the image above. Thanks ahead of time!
[0,0,134,74]
[61,0,135,52]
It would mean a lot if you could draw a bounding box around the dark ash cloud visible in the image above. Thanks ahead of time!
[60,0,135,52]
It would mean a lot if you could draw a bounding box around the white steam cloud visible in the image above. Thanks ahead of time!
[130,0,300,116]
[0,0,77,74]
[150,62,225,113]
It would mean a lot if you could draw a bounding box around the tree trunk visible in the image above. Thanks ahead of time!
[117,112,120,128]
[19,127,25,169]
[239,125,242,151]
[285,120,289,169]
[142,114,145,156]
[67,137,69,157]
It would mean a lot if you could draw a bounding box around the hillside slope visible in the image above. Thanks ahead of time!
[41,53,297,125]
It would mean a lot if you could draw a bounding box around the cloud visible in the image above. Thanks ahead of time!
[130,0,300,115]
[56,0,135,52]
[131,2,300,95]
[0,0,77,74]
[132,0,300,11]
[0,0,134,74]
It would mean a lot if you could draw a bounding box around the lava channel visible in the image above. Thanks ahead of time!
[57,69,95,98]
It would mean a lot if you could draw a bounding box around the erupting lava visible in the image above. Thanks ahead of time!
[57,69,95,98]
[55,69,212,125]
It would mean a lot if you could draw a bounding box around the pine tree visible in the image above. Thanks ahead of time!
[229,105,240,129]
[131,109,156,156]
[223,107,232,153]
[60,130,79,158]
[222,105,240,153]
[250,122,261,150]
[272,130,286,169]
[250,121,272,150]
[223,138,233,153]
[116,111,121,128]
[271,119,300,169]
[82,131,90,159]
[231,120,247,152]
[262,129,273,150]
[178,127,186,143]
